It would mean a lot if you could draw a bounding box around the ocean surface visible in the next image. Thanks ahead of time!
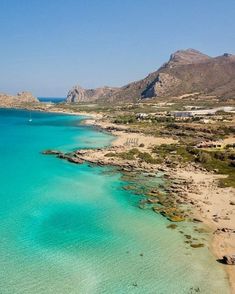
[38,97,65,103]
[0,109,230,294]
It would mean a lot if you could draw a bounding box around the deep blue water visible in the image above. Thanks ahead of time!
[38,97,65,103]
[0,109,230,293]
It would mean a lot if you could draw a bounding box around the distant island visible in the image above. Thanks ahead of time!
[0,91,38,107]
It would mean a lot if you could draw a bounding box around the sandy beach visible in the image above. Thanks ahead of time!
[4,104,235,291]
[77,113,235,292]
[173,169,235,292]
[82,117,178,149]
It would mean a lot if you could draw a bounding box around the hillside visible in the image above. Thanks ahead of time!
[0,91,39,107]
[66,85,118,103]
[66,49,235,103]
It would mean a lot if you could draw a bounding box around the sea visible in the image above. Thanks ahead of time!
[0,108,230,294]
[38,97,66,103]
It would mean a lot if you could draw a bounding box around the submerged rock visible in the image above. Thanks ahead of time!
[57,154,84,164]
[166,224,177,229]
[153,206,185,222]
[67,157,84,164]
[42,150,62,155]
[190,243,205,248]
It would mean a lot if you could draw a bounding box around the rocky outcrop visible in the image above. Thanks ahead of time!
[42,150,63,155]
[43,150,84,164]
[222,254,235,265]
[66,85,118,102]
[142,73,181,97]
[16,91,38,102]
[166,49,211,68]
[0,91,38,107]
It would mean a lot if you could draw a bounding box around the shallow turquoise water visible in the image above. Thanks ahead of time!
[0,109,230,293]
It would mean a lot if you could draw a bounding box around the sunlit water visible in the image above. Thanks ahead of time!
[0,109,230,293]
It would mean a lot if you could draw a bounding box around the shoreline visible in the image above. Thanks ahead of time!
[2,105,235,292]
[74,111,235,293]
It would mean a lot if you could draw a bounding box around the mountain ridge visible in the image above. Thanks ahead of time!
[66,49,235,103]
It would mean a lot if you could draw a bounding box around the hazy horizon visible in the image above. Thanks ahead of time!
[0,0,234,97]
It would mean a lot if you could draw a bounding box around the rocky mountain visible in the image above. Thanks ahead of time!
[0,91,38,107]
[66,85,118,102]
[66,49,235,103]
[139,49,235,100]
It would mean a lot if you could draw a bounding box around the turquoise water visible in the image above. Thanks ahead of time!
[0,109,230,293]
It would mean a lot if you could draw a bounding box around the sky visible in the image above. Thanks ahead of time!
[0,0,234,97]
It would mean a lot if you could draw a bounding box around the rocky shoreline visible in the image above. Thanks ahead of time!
[41,113,235,292]
[2,104,234,291]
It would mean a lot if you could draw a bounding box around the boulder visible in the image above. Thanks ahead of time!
[222,255,235,265]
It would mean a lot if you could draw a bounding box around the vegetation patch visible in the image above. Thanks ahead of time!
[106,148,160,164]
[113,115,137,124]
[153,144,235,187]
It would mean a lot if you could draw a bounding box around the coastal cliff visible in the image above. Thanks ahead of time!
[0,91,39,107]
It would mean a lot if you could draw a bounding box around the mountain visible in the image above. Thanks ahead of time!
[66,85,118,102]
[66,49,235,103]
[0,91,39,107]
[139,49,235,100]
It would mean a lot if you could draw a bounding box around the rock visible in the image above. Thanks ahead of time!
[57,153,84,164]
[222,255,235,265]
[192,218,203,223]
[146,198,159,204]
[16,91,38,102]
[143,73,181,97]
[66,85,118,102]
[67,157,84,164]
[0,91,38,107]
[42,149,62,155]
[190,243,205,248]
[132,283,138,287]
[230,201,235,205]
[167,224,177,229]
[169,215,185,222]
[214,228,235,234]
[146,173,156,177]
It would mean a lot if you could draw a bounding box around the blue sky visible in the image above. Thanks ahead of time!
[0,0,234,97]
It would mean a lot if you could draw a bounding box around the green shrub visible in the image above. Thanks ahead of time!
[196,152,211,163]
[138,152,158,164]
[113,115,137,124]
[104,152,116,157]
